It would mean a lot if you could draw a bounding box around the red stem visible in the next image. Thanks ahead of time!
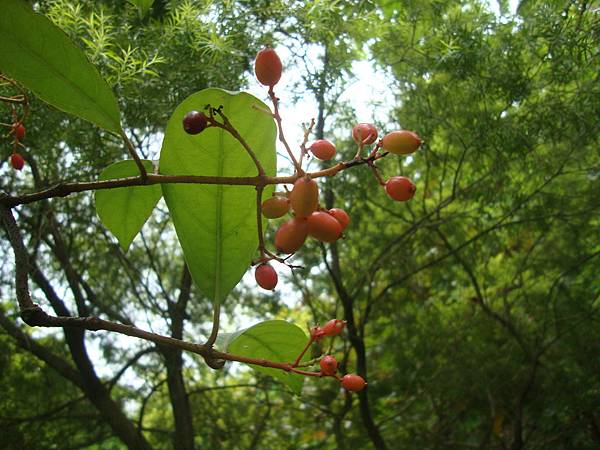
[292,335,315,367]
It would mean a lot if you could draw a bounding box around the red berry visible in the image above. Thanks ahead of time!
[341,374,366,392]
[352,123,378,145]
[320,355,338,376]
[382,130,422,155]
[12,123,25,140]
[307,211,342,243]
[183,111,208,135]
[255,48,283,87]
[289,176,319,218]
[321,319,345,337]
[10,153,25,170]
[385,176,416,202]
[261,196,290,219]
[274,217,308,254]
[310,326,324,339]
[255,263,278,290]
[328,208,350,231]
[309,139,336,160]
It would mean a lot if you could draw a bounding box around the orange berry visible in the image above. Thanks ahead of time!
[320,355,338,376]
[328,208,350,231]
[289,176,319,218]
[10,153,25,170]
[309,139,336,160]
[321,319,345,337]
[255,48,283,87]
[352,123,378,145]
[261,196,290,219]
[255,263,278,290]
[341,374,366,392]
[274,217,308,254]
[307,211,342,243]
[385,176,416,202]
[382,130,422,155]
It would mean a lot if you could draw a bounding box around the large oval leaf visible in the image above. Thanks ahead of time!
[224,320,310,395]
[159,88,277,303]
[0,0,121,133]
[95,160,162,251]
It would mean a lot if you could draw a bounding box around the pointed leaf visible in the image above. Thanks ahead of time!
[95,160,161,251]
[159,88,277,303]
[0,0,121,133]
[226,320,310,395]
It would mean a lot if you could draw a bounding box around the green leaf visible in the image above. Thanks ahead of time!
[0,0,121,133]
[95,160,162,251]
[159,88,277,303]
[127,0,155,15]
[225,320,310,395]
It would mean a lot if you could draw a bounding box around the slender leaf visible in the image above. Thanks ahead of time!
[0,0,121,133]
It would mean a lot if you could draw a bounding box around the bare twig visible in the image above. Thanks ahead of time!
[268,87,303,174]
[120,131,148,180]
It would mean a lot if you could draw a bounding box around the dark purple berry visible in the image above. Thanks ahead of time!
[183,111,208,135]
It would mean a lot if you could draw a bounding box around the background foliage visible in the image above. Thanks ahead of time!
[1,1,599,449]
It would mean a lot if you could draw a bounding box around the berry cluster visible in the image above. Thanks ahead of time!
[314,321,366,392]
[176,47,418,392]
[1,74,29,171]
[180,48,422,292]
[293,319,366,392]
[9,123,26,171]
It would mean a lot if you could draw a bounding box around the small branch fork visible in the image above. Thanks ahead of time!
[269,87,304,175]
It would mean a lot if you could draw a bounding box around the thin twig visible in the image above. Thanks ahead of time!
[268,87,303,174]
[120,131,147,180]
[210,106,266,176]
